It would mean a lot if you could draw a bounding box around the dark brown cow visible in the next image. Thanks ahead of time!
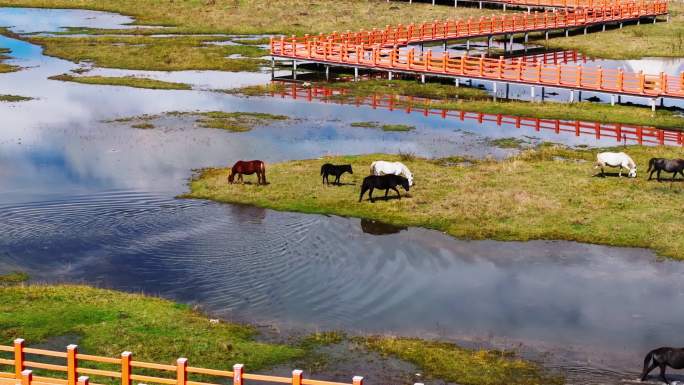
[228,160,266,185]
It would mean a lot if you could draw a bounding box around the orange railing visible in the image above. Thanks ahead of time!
[0,339,363,385]
[271,81,684,146]
[392,0,660,9]
[277,1,667,47]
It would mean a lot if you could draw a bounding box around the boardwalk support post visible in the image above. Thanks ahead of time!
[545,31,549,40]
[530,86,536,101]
[611,94,615,106]
[388,71,393,80]
[420,74,425,83]
[325,65,329,81]
[454,77,460,87]
[569,90,575,103]
[67,344,78,385]
[493,82,498,101]
[21,370,32,385]
[14,338,25,379]
[354,67,358,81]
[651,98,657,112]
[602,24,606,32]
[292,60,297,80]
[233,364,244,385]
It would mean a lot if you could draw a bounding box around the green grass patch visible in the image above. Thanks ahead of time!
[26,35,267,72]
[350,121,415,131]
[0,272,29,286]
[363,337,560,385]
[0,94,32,102]
[184,145,684,260]
[0,47,20,73]
[196,112,288,132]
[539,3,684,59]
[489,137,529,149]
[328,79,490,100]
[131,122,155,129]
[0,0,494,36]
[0,285,305,370]
[49,74,192,90]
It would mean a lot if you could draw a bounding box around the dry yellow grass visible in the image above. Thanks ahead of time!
[185,145,684,260]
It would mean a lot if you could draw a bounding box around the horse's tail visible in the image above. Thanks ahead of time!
[647,158,656,173]
[320,165,325,176]
[641,349,656,378]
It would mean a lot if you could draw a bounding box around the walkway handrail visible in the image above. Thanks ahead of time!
[273,0,667,47]
[271,34,684,99]
[0,339,363,385]
[393,0,661,9]
[271,81,684,147]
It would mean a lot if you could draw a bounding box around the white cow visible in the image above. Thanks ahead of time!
[594,152,637,178]
[370,161,414,186]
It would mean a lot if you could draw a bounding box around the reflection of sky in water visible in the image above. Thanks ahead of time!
[2,8,684,381]
[0,7,135,33]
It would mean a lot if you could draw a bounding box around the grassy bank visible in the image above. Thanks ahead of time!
[539,3,684,59]
[0,285,304,370]
[0,0,492,36]
[27,35,266,72]
[363,337,561,385]
[351,121,416,132]
[0,282,557,385]
[185,145,684,260]
[49,74,192,90]
[233,80,684,130]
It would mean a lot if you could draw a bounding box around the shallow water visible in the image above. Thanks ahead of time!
[2,7,684,385]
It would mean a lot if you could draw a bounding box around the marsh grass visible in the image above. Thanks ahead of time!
[185,145,684,260]
[29,35,267,72]
[0,272,29,286]
[131,122,155,129]
[0,47,19,73]
[538,3,684,58]
[193,112,288,132]
[350,121,415,132]
[0,285,304,371]
[363,337,561,385]
[489,137,530,149]
[0,0,494,36]
[49,74,192,90]
[0,94,32,102]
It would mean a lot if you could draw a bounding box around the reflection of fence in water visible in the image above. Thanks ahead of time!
[272,81,684,147]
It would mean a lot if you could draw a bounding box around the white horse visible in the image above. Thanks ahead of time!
[594,152,637,178]
[370,161,414,186]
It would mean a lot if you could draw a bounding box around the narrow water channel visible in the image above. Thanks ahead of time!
[2,7,684,385]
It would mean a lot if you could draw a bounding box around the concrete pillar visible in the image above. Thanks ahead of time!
[569,90,575,103]
[420,74,425,83]
[530,86,536,101]
[503,3,507,11]
[545,31,549,40]
[454,0,458,7]
[619,22,623,28]
[602,24,606,32]
[610,94,615,106]
[326,65,330,80]
[509,34,514,50]
[493,81,498,100]
[527,6,531,13]
[653,17,657,24]
[651,98,656,112]
[637,18,641,26]
[432,0,435,5]
[388,71,393,80]
[466,40,470,50]
[455,77,460,87]
[354,67,358,81]
[292,60,297,80]
[479,1,483,9]
[565,29,569,37]
[583,27,587,35]
[524,33,529,43]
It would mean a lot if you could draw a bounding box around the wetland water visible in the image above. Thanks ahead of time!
[2,7,684,385]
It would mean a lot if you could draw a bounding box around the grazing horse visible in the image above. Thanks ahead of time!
[359,174,410,203]
[640,347,684,384]
[320,163,353,185]
[647,158,684,181]
[228,160,266,185]
[370,161,414,186]
[594,152,637,178]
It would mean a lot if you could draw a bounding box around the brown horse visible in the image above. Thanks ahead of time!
[228,160,266,185]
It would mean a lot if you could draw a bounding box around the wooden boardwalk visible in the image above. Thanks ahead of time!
[270,0,677,101]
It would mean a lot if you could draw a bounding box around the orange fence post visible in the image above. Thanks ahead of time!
[67,344,78,385]
[121,352,132,385]
[78,376,89,385]
[14,338,25,379]
[353,376,364,385]
[233,364,244,385]
[21,370,32,385]
[292,370,303,385]
[177,358,188,385]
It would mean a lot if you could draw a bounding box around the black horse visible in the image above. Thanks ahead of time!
[359,174,409,203]
[641,347,684,383]
[321,163,353,185]
[647,158,684,181]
